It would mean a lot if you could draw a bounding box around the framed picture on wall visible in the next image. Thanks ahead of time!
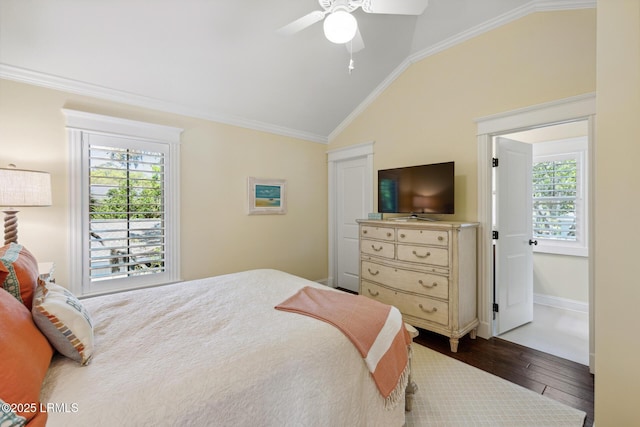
[247,177,287,215]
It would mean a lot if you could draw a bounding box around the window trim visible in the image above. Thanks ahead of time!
[532,136,588,257]
[64,109,182,296]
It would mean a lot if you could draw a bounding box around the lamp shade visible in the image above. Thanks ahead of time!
[0,166,52,207]
[323,10,358,44]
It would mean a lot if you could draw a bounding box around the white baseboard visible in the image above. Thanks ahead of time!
[316,278,331,287]
[477,320,492,340]
[534,293,588,313]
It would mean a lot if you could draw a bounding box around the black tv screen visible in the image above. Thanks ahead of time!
[378,162,454,214]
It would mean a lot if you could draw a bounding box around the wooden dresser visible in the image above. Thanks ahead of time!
[357,220,479,352]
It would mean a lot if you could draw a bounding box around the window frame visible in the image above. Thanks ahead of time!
[532,137,588,257]
[64,110,182,296]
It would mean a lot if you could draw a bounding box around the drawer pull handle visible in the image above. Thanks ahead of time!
[367,268,380,276]
[438,236,444,241]
[368,289,380,297]
[419,280,437,288]
[371,245,383,252]
[413,250,431,258]
[419,304,437,314]
[400,233,406,238]
[363,230,368,234]
[387,232,392,237]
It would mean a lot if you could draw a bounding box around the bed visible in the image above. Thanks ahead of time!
[22,268,406,426]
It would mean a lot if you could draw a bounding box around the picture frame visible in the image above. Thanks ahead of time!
[247,177,287,215]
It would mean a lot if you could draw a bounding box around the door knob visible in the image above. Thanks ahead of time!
[529,239,538,246]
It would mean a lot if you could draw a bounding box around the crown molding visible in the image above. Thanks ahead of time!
[328,60,413,142]
[0,64,328,145]
[328,0,596,142]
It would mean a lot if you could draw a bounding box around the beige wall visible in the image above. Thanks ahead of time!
[533,254,588,303]
[330,10,596,223]
[595,0,640,425]
[0,79,329,287]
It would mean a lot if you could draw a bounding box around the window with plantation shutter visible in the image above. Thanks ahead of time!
[533,158,577,239]
[65,110,182,296]
[89,144,166,282]
[531,137,588,257]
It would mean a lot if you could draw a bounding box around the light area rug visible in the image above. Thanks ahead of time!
[405,344,586,426]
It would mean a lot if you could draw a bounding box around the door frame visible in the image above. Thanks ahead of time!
[327,141,375,288]
[475,93,596,372]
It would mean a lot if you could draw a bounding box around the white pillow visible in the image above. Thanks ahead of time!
[32,279,94,365]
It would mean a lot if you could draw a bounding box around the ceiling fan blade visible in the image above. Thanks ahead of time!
[276,10,327,36]
[346,28,365,53]
[363,0,429,15]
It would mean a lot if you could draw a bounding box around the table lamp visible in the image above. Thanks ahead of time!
[0,164,52,245]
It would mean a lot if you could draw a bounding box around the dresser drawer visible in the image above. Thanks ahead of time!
[397,228,448,246]
[360,239,395,259]
[360,225,395,241]
[397,244,449,267]
[361,260,449,300]
[361,281,449,326]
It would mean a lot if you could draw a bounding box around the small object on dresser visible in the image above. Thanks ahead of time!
[368,212,383,220]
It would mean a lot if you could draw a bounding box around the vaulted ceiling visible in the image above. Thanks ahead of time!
[0,0,591,143]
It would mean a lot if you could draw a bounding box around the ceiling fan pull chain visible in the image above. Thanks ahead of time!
[348,40,355,74]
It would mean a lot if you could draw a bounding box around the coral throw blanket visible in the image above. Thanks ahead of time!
[275,286,410,408]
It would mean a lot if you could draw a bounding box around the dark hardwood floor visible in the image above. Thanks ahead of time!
[413,328,594,427]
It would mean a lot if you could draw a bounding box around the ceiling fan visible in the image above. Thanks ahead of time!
[277,0,429,53]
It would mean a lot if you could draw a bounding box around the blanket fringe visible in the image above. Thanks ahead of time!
[384,345,412,411]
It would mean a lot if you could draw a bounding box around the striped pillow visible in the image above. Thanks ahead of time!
[32,279,94,365]
[0,397,27,427]
[0,243,39,310]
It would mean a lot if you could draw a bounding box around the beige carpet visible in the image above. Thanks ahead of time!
[405,344,586,426]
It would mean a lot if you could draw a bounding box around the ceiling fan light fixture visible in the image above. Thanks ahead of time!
[323,10,357,44]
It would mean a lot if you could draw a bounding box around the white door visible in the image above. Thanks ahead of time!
[495,137,534,334]
[335,156,369,292]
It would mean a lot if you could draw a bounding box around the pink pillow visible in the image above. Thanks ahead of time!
[0,287,53,424]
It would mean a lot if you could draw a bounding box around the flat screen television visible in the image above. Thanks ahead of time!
[378,161,454,215]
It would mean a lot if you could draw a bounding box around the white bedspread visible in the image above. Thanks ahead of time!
[40,269,404,427]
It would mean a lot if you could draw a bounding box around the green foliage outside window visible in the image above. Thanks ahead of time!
[532,159,577,241]
[89,154,163,221]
